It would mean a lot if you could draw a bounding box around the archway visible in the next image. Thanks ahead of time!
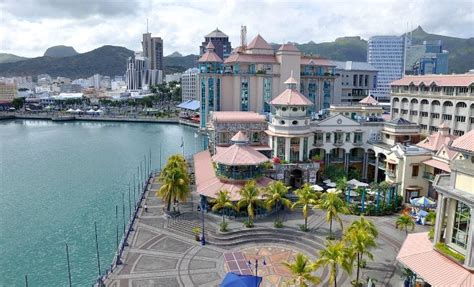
[290,169,303,189]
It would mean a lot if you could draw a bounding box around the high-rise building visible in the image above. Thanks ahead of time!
[405,40,449,75]
[333,61,378,104]
[367,35,406,102]
[200,28,232,60]
[142,32,164,71]
[181,68,200,102]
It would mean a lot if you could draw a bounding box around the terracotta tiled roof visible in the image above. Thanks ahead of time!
[198,51,222,63]
[212,144,269,166]
[397,232,474,286]
[359,95,378,105]
[211,111,266,123]
[206,41,216,49]
[270,89,313,106]
[278,43,299,52]
[193,150,272,200]
[300,57,335,67]
[284,75,298,85]
[416,131,456,152]
[391,74,474,87]
[224,53,277,64]
[422,158,451,172]
[450,129,474,153]
[247,34,273,50]
[231,131,249,142]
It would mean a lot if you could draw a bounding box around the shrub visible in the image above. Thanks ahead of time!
[297,224,309,232]
[273,219,284,228]
[434,242,465,262]
[220,222,229,232]
[243,220,254,228]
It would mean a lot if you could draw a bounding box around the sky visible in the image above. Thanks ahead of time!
[0,0,473,57]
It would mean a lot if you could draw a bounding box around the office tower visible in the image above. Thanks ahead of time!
[142,32,164,71]
[405,40,449,75]
[200,28,232,60]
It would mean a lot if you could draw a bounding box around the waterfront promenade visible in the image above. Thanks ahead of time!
[105,176,430,286]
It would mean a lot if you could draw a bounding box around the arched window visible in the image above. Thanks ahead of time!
[456,102,467,108]
[410,99,418,104]
[443,101,453,107]
[432,100,440,106]
[292,120,298,125]
[280,120,286,125]
[421,99,429,105]
[393,97,400,103]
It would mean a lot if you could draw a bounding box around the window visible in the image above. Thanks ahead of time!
[411,165,419,177]
[431,113,440,119]
[314,133,323,144]
[345,133,350,142]
[455,116,466,122]
[292,107,298,112]
[442,114,452,120]
[421,112,428,117]
[282,107,287,111]
[292,120,298,125]
[240,78,249,111]
[326,133,331,143]
[410,111,418,116]
[263,78,271,113]
[353,132,363,144]
[280,120,285,125]
[451,201,470,250]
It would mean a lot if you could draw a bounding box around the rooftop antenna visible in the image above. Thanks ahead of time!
[146,18,149,33]
[240,25,247,49]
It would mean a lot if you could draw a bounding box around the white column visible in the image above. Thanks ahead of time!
[285,137,290,162]
[374,155,379,183]
[465,207,474,268]
[299,137,304,162]
[362,152,368,180]
[434,194,445,244]
[273,136,278,158]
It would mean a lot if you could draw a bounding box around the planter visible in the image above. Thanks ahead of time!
[434,243,465,264]
[194,235,200,241]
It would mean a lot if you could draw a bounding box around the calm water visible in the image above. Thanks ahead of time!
[0,120,204,286]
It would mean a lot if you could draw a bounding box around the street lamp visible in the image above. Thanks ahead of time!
[200,195,206,245]
[247,258,266,287]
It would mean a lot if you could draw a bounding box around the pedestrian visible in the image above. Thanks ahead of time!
[144,203,148,212]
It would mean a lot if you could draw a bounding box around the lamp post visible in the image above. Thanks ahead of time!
[200,195,206,245]
[247,258,266,287]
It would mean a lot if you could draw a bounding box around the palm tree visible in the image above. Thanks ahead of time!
[335,176,348,193]
[282,253,321,287]
[396,214,415,235]
[312,240,353,287]
[317,192,349,239]
[264,181,291,222]
[344,227,377,285]
[237,180,262,226]
[211,190,234,226]
[291,184,319,231]
[156,167,189,212]
[346,216,378,238]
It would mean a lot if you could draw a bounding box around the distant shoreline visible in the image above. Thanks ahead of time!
[0,113,200,128]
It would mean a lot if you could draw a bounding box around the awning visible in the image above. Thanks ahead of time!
[177,100,200,111]
[422,159,451,172]
[397,232,474,286]
[386,159,398,164]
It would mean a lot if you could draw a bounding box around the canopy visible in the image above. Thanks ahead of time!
[345,189,359,197]
[220,273,262,287]
[347,179,369,187]
[410,196,436,207]
[66,108,75,113]
[75,109,82,113]
[311,184,324,191]
[86,109,96,113]
[323,179,332,184]
[177,100,200,111]
[327,188,340,193]
[96,109,104,113]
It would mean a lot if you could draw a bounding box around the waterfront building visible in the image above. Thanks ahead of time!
[142,32,163,71]
[397,130,474,286]
[405,40,449,75]
[329,95,384,120]
[199,32,336,127]
[367,35,406,103]
[199,28,232,60]
[390,73,474,136]
[0,82,16,109]
[126,52,162,91]
[181,68,200,102]
[333,61,378,104]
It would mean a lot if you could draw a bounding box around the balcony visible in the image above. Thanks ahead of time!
[352,141,363,146]
[423,172,435,181]
[349,156,364,162]
[333,140,344,146]
[314,140,324,147]
[386,169,396,178]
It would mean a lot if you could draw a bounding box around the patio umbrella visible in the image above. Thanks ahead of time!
[311,184,324,191]
[323,179,332,184]
[327,188,340,194]
[220,273,262,287]
[66,108,75,113]
[86,109,96,114]
[346,190,359,197]
[326,182,336,188]
[347,179,369,188]
[410,197,436,207]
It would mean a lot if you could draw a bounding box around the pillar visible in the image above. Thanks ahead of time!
[299,137,304,162]
[344,152,349,173]
[362,152,368,180]
[374,155,379,183]
[325,152,330,167]
[466,207,474,268]
[285,137,290,162]
[273,136,278,158]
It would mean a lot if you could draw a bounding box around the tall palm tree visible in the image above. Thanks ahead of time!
[344,227,377,284]
[211,190,234,225]
[336,176,348,193]
[317,192,349,239]
[346,216,378,238]
[396,214,415,235]
[312,240,353,287]
[237,180,261,225]
[291,184,319,231]
[282,253,321,287]
[156,167,189,212]
[264,181,291,221]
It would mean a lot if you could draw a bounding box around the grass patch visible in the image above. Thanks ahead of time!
[434,242,465,262]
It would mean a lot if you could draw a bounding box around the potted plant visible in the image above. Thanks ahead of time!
[192,226,201,241]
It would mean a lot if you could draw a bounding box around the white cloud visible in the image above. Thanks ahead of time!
[0,0,473,57]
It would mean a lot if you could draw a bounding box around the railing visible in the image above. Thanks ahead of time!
[330,157,344,163]
[333,141,344,146]
[349,156,364,162]
[352,141,364,146]
[423,172,435,181]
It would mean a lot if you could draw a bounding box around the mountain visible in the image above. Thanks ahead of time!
[0,45,133,78]
[0,53,29,64]
[163,54,199,74]
[167,51,183,57]
[406,26,474,73]
[44,45,79,58]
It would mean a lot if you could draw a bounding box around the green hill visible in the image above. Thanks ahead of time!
[163,54,199,74]
[44,45,79,58]
[0,53,29,64]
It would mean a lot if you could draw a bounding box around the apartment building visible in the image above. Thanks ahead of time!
[390,73,474,136]
[333,61,378,104]
[181,68,200,102]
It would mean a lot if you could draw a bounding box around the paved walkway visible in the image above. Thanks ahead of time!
[105,178,429,287]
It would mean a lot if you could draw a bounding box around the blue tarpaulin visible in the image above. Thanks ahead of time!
[177,100,200,111]
[220,272,262,287]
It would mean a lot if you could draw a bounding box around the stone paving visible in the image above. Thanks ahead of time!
[105,178,430,287]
